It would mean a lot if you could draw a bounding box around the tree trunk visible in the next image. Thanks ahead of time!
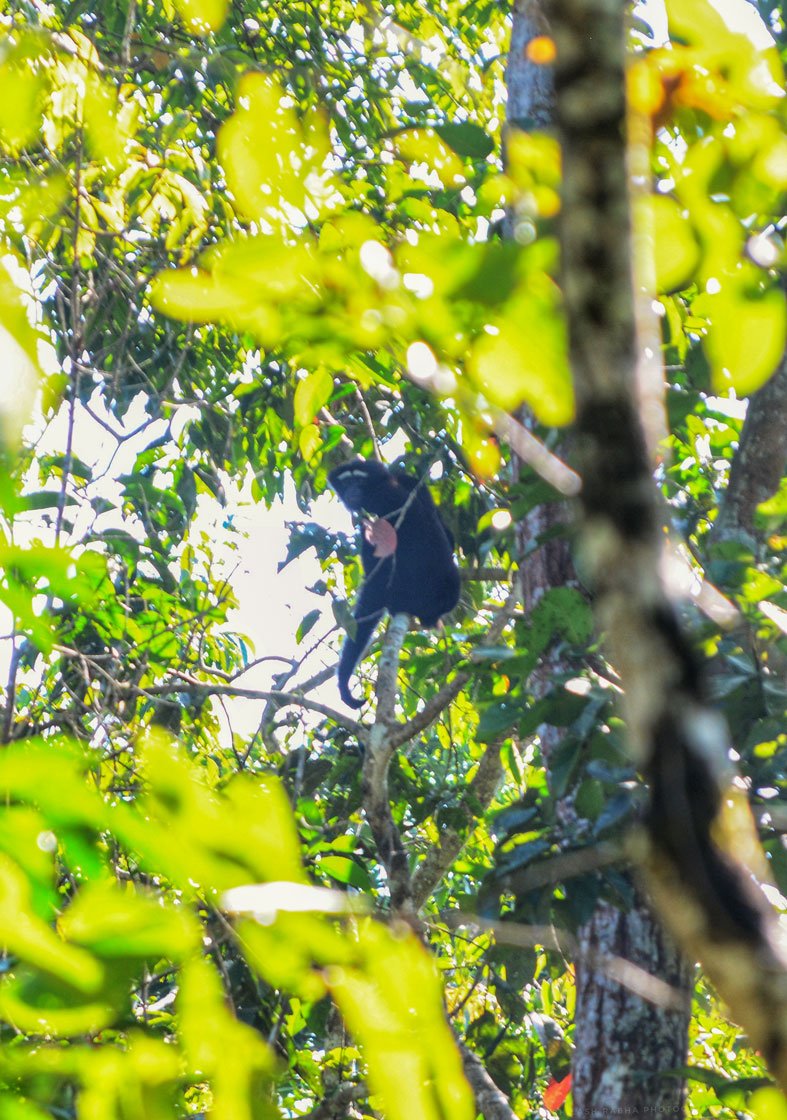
[506,2,691,1112]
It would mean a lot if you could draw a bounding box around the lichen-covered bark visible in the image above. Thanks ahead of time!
[548,0,787,1092]
[574,898,691,1115]
[506,0,555,132]
[507,3,690,1113]
[715,358,787,542]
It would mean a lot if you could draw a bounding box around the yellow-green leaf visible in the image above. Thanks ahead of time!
[149,268,249,323]
[394,128,465,187]
[0,856,103,993]
[0,974,116,1037]
[218,73,329,223]
[83,72,130,169]
[294,371,333,426]
[0,57,44,153]
[60,882,200,960]
[329,921,474,1120]
[299,424,321,461]
[696,284,787,396]
[751,1087,787,1120]
[644,195,700,293]
[173,0,229,33]
[468,291,574,426]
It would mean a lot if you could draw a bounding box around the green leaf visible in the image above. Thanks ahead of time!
[177,0,231,33]
[435,122,494,160]
[328,922,474,1120]
[0,45,46,153]
[751,1086,787,1120]
[217,72,330,221]
[148,267,247,325]
[476,701,519,743]
[60,882,200,961]
[294,371,334,426]
[299,424,321,460]
[318,854,372,890]
[645,195,700,293]
[665,0,735,47]
[696,284,787,396]
[0,972,117,1037]
[468,291,574,425]
[296,608,321,643]
[0,855,103,993]
[20,491,77,511]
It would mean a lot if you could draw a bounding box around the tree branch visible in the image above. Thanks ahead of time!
[457,1043,519,1120]
[411,741,503,909]
[362,614,415,917]
[387,585,520,751]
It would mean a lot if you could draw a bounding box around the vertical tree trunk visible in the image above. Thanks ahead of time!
[506,2,691,1112]
[546,0,787,1095]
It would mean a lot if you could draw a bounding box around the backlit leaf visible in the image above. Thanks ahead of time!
[173,0,229,33]
[218,72,330,223]
[329,921,474,1120]
[643,195,700,293]
[60,881,200,960]
[696,285,787,396]
[468,292,574,426]
[294,370,334,426]
[0,855,103,993]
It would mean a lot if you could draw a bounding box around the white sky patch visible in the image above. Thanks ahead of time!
[0,327,37,437]
[406,340,438,381]
[636,0,774,47]
[2,388,352,740]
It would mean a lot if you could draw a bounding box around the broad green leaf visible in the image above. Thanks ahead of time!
[665,0,735,47]
[476,701,519,743]
[0,973,117,1037]
[0,1094,51,1120]
[60,882,200,960]
[751,1087,787,1120]
[468,291,574,425]
[329,921,474,1120]
[178,957,277,1120]
[318,854,372,889]
[435,122,494,160]
[394,128,465,186]
[173,0,229,33]
[294,370,334,426]
[83,71,130,168]
[299,424,321,461]
[0,263,39,436]
[665,0,783,109]
[236,914,332,1001]
[0,43,46,153]
[221,775,309,885]
[0,743,109,831]
[75,1036,183,1120]
[696,284,787,396]
[218,72,330,223]
[209,235,318,300]
[149,268,250,324]
[643,195,699,293]
[0,855,103,993]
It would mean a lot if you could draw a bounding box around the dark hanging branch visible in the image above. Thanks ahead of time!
[548,0,787,1088]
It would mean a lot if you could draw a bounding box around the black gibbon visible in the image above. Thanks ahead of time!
[329,459,460,708]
